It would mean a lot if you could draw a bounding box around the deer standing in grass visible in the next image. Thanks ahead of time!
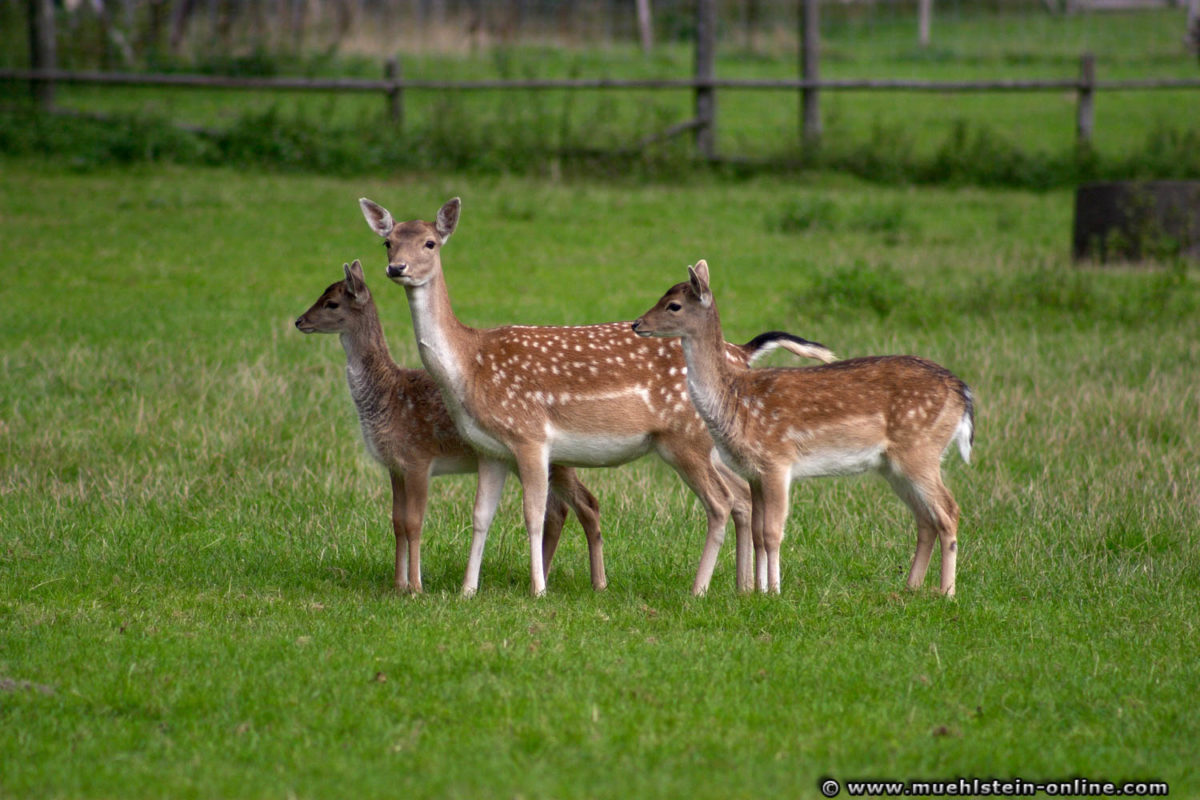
[296,259,604,595]
[632,261,974,596]
[360,197,835,596]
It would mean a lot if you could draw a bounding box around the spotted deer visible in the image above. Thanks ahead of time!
[296,259,604,595]
[360,197,836,596]
[632,261,974,596]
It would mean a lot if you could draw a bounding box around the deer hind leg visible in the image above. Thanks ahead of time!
[885,461,959,596]
[541,490,568,581]
[463,457,508,597]
[931,481,960,597]
[549,465,606,591]
[514,445,551,597]
[389,471,410,593]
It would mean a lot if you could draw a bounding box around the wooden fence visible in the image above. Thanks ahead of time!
[5,61,1200,159]
[11,0,1200,160]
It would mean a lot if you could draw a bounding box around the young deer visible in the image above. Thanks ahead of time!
[360,197,835,596]
[632,261,974,596]
[296,259,604,595]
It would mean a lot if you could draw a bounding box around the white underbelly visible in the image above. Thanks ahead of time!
[790,445,886,480]
[547,425,652,467]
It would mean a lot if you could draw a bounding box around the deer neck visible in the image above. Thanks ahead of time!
[680,310,743,443]
[403,269,474,397]
[338,304,400,415]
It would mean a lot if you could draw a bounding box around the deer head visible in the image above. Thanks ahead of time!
[632,260,715,340]
[295,259,372,334]
[359,197,460,288]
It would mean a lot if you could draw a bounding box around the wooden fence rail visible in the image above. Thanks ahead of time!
[4,64,1200,155]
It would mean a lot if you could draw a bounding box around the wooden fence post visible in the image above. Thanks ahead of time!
[385,56,403,129]
[27,0,56,110]
[1077,52,1095,145]
[918,0,933,48]
[636,0,653,55]
[800,0,821,146]
[1187,0,1200,53]
[694,0,717,159]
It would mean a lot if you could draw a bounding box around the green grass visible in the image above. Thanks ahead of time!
[1,161,1198,798]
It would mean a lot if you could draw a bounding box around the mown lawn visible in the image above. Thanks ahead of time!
[1,161,1197,798]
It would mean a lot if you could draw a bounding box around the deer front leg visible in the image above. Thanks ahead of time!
[760,470,791,594]
[514,445,551,597]
[714,459,755,593]
[400,467,431,594]
[750,481,768,593]
[389,471,409,593]
[462,457,508,597]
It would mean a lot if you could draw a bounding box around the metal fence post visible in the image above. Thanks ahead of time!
[385,56,404,129]
[1076,52,1095,145]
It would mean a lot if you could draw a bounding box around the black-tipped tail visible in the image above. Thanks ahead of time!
[741,331,837,365]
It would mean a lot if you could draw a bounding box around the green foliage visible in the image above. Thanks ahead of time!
[925,120,1057,188]
[1124,124,1200,181]
[3,100,1194,188]
[795,258,1199,328]
[768,196,840,233]
[825,120,921,186]
[3,8,1198,188]
[805,261,910,318]
[0,108,206,169]
[770,195,909,238]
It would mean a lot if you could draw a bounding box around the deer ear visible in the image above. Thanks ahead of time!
[436,197,461,243]
[360,198,393,238]
[344,259,369,300]
[688,260,712,308]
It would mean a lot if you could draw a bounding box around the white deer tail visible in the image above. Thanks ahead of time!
[954,386,975,465]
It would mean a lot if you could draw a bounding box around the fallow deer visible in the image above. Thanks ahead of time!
[360,197,836,596]
[633,261,974,596]
[296,259,604,595]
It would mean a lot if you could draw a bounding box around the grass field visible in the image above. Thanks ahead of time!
[1,160,1198,798]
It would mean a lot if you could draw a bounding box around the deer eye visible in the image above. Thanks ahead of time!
[325,301,340,310]
[424,240,436,250]
[667,302,682,312]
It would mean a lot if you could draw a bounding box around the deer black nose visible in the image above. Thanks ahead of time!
[294,317,303,328]
[386,263,407,279]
